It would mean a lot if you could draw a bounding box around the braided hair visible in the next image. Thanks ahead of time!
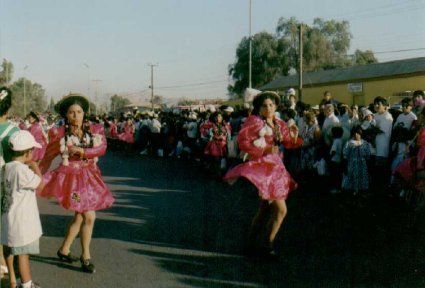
[64,117,94,148]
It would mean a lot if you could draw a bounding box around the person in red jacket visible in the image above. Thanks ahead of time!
[224,91,302,257]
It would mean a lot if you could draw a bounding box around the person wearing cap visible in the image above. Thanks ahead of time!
[0,87,20,279]
[22,111,48,162]
[38,93,115,273]
[1,130,44,288]
[224,91,302,258]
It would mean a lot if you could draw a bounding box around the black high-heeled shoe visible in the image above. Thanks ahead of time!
[80,256,96,273]
[57,250,79,263]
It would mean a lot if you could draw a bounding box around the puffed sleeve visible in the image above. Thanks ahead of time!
[39,126,63,174]
[84,124,107,159]
[237,116,266,159]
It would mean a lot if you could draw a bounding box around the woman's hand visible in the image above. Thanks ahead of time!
[69,146,85,158]
[265,145,279,155]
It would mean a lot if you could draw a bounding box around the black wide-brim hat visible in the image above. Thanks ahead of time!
[55,93,90,117]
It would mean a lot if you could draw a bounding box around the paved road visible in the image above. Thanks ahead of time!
[2,150,425,287]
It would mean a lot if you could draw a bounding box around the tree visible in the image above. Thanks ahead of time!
[110,94,131,112]
[228,31,290,97]
[352,49,378,65]
[0,59,14,86]
[10,78,47,116]
[177,98,197,106]
[277,17,353,72]
[152,95,166,108]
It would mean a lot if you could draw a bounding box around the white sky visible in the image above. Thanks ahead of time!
[1,0,424,106]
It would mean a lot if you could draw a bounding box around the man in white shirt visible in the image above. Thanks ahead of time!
[322,104,340,147]
[373,96,393,195]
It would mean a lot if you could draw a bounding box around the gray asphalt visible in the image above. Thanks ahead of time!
[2,149,425,288]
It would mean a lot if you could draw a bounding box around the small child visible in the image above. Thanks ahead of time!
[329,126,344,193]
[343,126,372,196]
[1,130,44,288]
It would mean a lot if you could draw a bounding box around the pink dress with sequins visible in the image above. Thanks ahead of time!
[117,122,135,143]
[395,127,425,192]
[37,124,115,213]
[27,122,48,161]
[223,115,303,201]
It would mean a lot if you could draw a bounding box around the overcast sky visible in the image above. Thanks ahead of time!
[1,0,424,105]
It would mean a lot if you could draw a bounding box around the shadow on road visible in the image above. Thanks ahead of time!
[38,150,425,287]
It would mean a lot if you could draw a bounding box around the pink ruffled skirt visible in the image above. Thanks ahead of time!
[204,140,227,157]
[32,146,47,161]
[224,154,297,200]
[118,132,135,143]
[38,159,115,213]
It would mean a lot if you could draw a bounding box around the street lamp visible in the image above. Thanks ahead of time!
[249,0,252,88]
[83,63,90,98]
[92,79,102,115]
[23,65,29,116]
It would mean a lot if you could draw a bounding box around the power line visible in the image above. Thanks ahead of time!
[372,47,425,55]
[156,79,228,89]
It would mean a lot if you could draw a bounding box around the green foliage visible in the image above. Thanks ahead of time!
[110,94,131,111]
[228,32,290,97]
[0,59,14,86]
[228,17,379,98]
[177,97,197,106]
[352,49,378,65]
[152,95,166,108]
[10,78,47,116]
[277,17,353,72]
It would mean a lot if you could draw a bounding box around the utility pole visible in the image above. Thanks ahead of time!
[299,24,303,102]
[92,79,102,115]
[84,63,90,98]
[23,65,29,116]
[249,0,252,88]
[148,63,158,110]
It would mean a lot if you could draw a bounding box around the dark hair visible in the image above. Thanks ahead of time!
[11,148,33,157]
[252,91,280,116]
[373,96,388,107]
[27,111,39,122]
[351,125,363,138]
[0,87,13,117]
[331,126,344,139]
[56,94,89,118]
[285,109,296,120]
[413,90,424,99]
[209,111,223,123]
[401,97,412,107]
[324,91,331,97]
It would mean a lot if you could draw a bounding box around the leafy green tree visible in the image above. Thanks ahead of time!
[276,17,352,72]
[177,98,197,106]
[152,95,166,108]
[110,94,131,112]
[47,97,56,112]
[0,59,14,86]
[352,49,378,65]
[10,78,47,116]
[228,31,290,97]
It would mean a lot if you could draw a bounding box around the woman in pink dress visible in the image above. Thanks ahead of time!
[224,91,302,257]
[117,117,135,144]
[24,111,48,161]
[108,117,119,139]
[38,93,114,273]
[395,107,425,193]
[204,112,230,157]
